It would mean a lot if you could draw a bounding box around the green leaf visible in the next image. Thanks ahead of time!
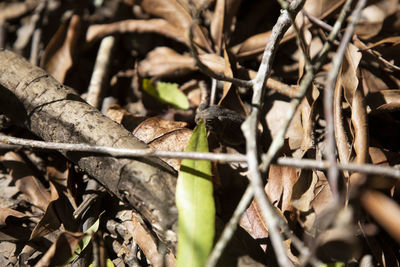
[176,120,215,267]
[142,79,189,110]
[65,212,103,265]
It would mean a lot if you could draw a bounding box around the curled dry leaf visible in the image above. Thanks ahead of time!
[210,0,242,50]
[341,44,362,106]
[240,201,269,251]
[341,44,369,185]
[361,190,400,244]
[291,169,318,213]
[40,15,82,83]
[210,0,225,51]
[265,99,303,151]
[265,165,298,214]
[30,182,76,240]
[86,19,187,45]
[241,165,298,255]
[365,36,400,50]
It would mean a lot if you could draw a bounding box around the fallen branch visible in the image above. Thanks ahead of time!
[0,49,177,247]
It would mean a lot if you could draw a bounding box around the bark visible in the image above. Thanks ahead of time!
[0,49,177,247]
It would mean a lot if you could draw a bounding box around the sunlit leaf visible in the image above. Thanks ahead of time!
[142,79,189,110]
[65,213,102,264]
[176,120,215,267]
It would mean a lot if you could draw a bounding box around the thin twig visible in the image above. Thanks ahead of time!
[276,157,400,179]
[313,0,355,71]
[277,0,311,68]
[323,0,367,198]
[303,11,338,37]
[2,135,398,179]
[205,186,254,267]
[241,1,304,265]
[0,135,247,163]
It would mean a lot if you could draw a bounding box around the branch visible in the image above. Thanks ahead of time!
[0,50,177,247]
[2,135,398,180]
[241,1,305,265]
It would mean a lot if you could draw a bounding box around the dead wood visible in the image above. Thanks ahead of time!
[0,49,177,248]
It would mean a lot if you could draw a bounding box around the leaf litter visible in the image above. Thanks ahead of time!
[0,0,399,266]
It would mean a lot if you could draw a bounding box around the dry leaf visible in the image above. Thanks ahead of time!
[1,152,51,211]
[41,15,82,83]
[133,116,191,170]
[86,19,187,45]
[361,190,400,244]
[354,0,398,39]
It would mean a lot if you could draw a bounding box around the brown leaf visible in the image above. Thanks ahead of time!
[265,99,303,150]
[240,200,269,251]
[354,0,398,39]
[210,0,225,51]
[133,116,188,144]
[300,84,320,152]
[365,36,400,50]
[86,19,187,45]
[361,190,400,244]
[30,182,76,240]
[141,0,212,51]
[341,44,362,106]
[148,128,192,171]
[106,105,147,132]
[291,169,318,213]
[34,231,84,267]
[234,0,344,58]
[367,89,400,114]
[311,171,334,216]
[349,83,369,185]
[265,165,298,213]
[40,15,82,83]
[133,116,191,170]
[1,152,51,211]
[334,77,351,167]
[123,211,176,267]
[30,182,61,240]
[139,47,196,77]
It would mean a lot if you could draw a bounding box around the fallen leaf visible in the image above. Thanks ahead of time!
[142,79,189,110]
[176,120,215,267]
[361,190,400,244]
[40,14,82,83]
